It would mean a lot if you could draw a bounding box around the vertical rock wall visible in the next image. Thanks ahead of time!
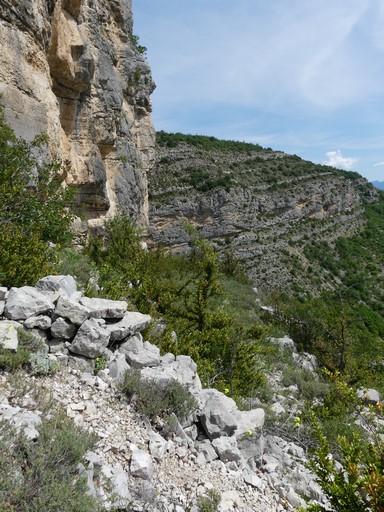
[0,0,155,226]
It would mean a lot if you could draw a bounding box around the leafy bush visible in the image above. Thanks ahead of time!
[302,378,384,511]
[268,292,384,390]
[120,369,197,422]
[0,347,30,372]
[0,105,73,287]
[129,34,147,55]
[57,247,98,292]
[88,220,267,398]
[281,367,329,401]
[0,412,101,512]
[0,330,55,375]
[197,489,221,512]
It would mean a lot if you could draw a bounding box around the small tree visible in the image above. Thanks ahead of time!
[303,376,384,512]
[0,106,73,286]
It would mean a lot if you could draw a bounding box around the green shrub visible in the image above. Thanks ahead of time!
[120,369,197,422]
[57,247,97,292]
[197,489,221,512]
[29,351,58,376]
[0,412,101,512]
[0,105,73,287]
[17,329,46,352]
[0,347,30,372]
[281,367,329,400]
[0,330,58,375]
[94,353,109,374]
[129,34,147,55]
[300,376,384,511]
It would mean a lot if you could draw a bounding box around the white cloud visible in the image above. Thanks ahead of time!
[373,161,384,167]
[324,150,358,170]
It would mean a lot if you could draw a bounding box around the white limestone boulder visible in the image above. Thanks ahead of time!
[140,354,201,391]
[211,436,242,462]
[357,387,381,405]
[198,388,238,440]
[69,318,110,358]
[55,296,90,325]
[4,287,55,320]
[80,297,127,319]
[35,275,77,299]
[51,317,77,339]
[24,315,52,330]
[0,320,22,351]
[130,446,153,480]
[105,312,151,341]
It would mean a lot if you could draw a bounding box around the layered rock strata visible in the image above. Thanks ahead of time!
[0,0,155,225]
[148,141,378,292]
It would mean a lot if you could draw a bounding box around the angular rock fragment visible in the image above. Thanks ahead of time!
[51,317,77,339]
[198,388,237,440]
[125,342,160,369]
[0,287,7,300]
[35,275,77,298]
[130,446,153,480]
[109,352,130,382]
[24,315,52,330]
[105,312,151,341]
[79,297,127,319]
[357,387,381,405]
[4,287,55,320]
[70,318,110,358]
[141,354,201,391]
[55,296,90,325]
[0,320,22,351]
[211,436,242,462]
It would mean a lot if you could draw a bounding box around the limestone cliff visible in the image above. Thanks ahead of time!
[148,134,379,293]
[0,0,155,226]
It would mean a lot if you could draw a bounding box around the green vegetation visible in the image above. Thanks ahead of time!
[120,369,197,423]
[298,375,384,512]
[0,329,57,375]
[156,130,264,152]
[197,489,221,512]
[1,112,383,510]
[0,105,73,287]
[87,216,267,397]
[0,411,101,512]
[268,292,384,391]
[182,166,233,192]
[129,34,147,55]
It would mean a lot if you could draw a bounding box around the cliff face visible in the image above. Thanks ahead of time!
[0,0,155,226]
[148,136,378,293]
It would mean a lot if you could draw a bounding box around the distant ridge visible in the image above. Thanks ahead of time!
[372,181,384,190]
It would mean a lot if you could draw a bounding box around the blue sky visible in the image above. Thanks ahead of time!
[133,0,384,182]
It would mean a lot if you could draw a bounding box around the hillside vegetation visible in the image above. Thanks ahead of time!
[149,131,379,296]
[1,117,384,510]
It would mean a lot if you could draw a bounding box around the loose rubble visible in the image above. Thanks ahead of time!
[1,274,369,511]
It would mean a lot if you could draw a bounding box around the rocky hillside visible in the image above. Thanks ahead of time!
[148,133,379,294]
[0,274,334,511]
[0,0,155,225]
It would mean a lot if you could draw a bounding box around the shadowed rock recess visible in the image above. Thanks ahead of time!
[0,0,155,226]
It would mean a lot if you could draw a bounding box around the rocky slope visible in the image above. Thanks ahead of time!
[0,0,155,225]
[148,135,379,294]
[0,274,332,511]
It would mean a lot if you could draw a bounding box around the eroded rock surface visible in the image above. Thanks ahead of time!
[148,141,378,293]
[0,0,155,225]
